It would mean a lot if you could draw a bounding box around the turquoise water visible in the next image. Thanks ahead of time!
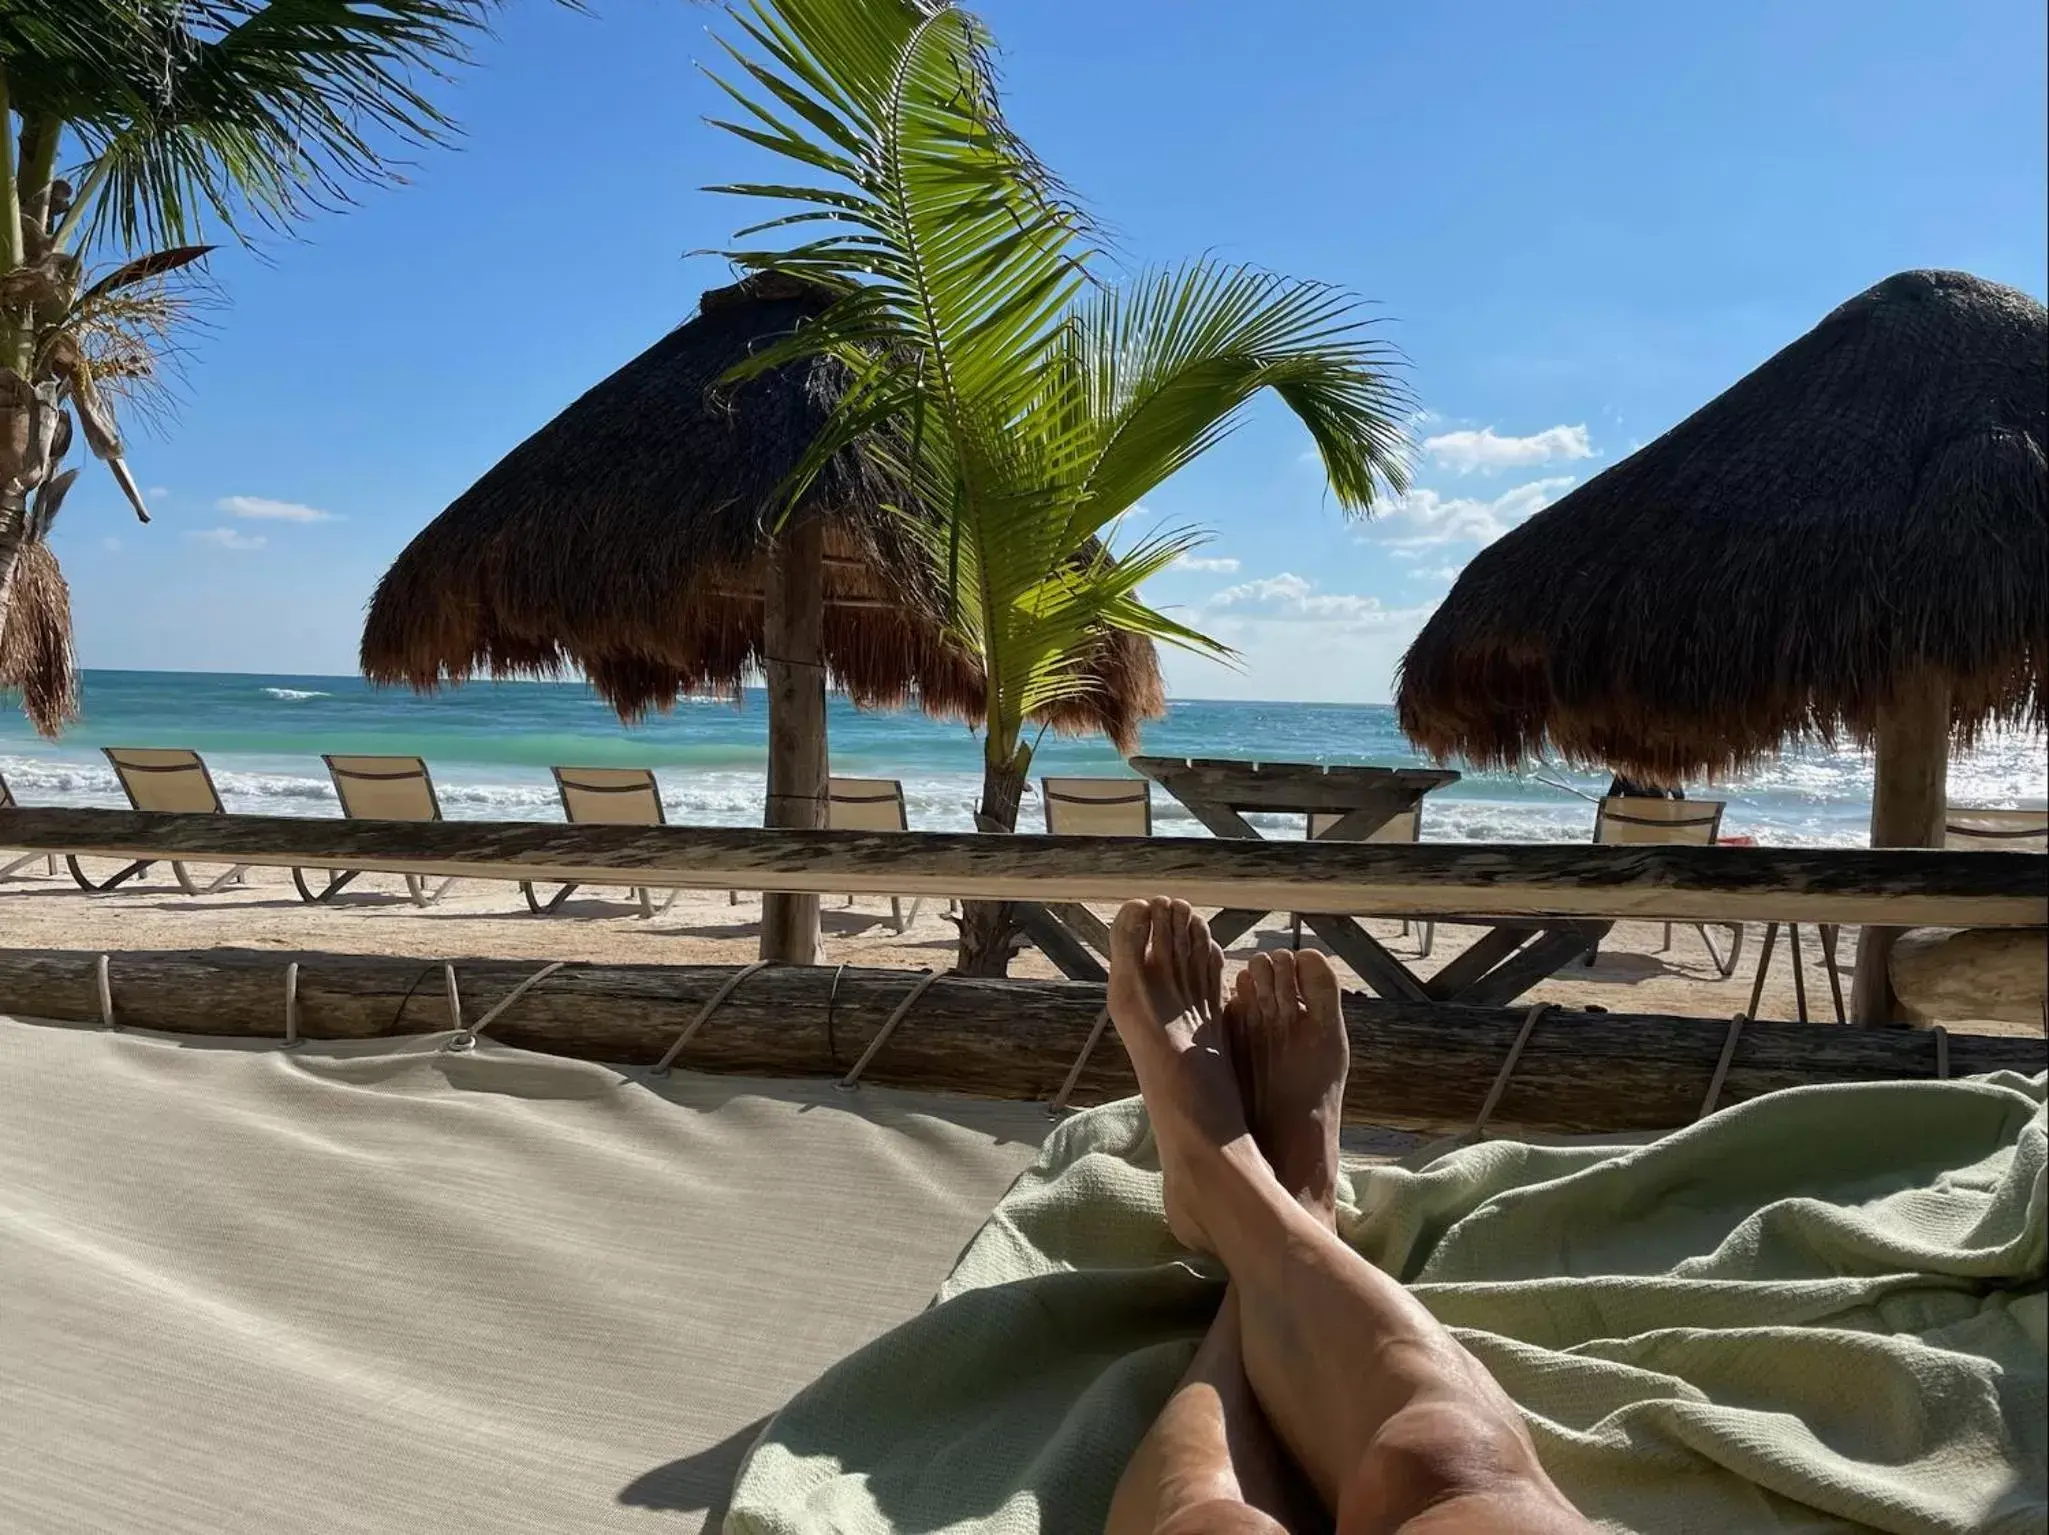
[2,669,2043,844]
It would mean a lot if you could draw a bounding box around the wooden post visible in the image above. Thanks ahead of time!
[1851,668,1951,1024]
[760,512,827,965]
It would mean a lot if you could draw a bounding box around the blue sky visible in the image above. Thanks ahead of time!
[52,0,2048,703]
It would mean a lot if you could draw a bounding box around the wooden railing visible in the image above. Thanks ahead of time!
[3,806,2043,927]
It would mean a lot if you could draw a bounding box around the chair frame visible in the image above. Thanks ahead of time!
[69,748,249,895]
[1040,778,1154,837]
[522,767,680,920]
[1590,797,1745,978]
[0,772,57,881]
[293,755,458,908]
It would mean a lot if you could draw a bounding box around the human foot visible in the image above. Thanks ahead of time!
[1107,897,1256,1253]
[1229,949,1350,1229]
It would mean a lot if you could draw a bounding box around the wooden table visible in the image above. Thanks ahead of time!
[1130,756,1612,1006]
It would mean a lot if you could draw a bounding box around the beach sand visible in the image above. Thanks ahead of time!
[4,856,2034,1038]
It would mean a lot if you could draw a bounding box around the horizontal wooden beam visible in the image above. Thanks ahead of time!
[4,806,2043,926]
[1,949,2036,1136]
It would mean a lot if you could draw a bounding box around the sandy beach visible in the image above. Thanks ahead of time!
[4,855,2030,1037]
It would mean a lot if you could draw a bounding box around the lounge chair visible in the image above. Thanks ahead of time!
[828,776,927,933]
[1945,805,2049,852]
[67,748,250,894]
[1041,776,1153,837]
[522,767,681,918]
[1302,805,1435,958]
[0,770,57,880]
[293,754,460,908]
[1590,796,1744,977]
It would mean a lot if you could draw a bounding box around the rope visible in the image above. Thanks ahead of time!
[839,969,943,1091]
[446,961,567,1053]
[1932,1025,1950,1081]
[1047,1006,1112,1118]
[650,960,773,1076]
[824,962,847,1067]
[1699,1013,1747,1120]
[283,961,301,1047]
[96,953,115,1030]
[1467,1002,1550,1140]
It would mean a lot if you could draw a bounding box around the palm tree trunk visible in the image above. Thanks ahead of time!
[955,753,1030,976]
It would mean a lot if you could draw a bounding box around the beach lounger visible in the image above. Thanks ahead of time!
[67,748,250,894]
[522,766,681,918]
[1945,805,2049,852]
[1041,776,1154,837]
[828,776,926,933]
[0,771,57,880]
[1590,795,1744,976]
[292,754,461,908]
[1300,805,1435,958]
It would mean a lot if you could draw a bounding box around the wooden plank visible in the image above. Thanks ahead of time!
[1300,914,1431,1002]
[1010,902,1106,982]
[0,948,2038,1137]
[1422,925,1535,1001]
[2,807,2043,927]
[1132,756,1459,814]
[1456,925,1611,1007]
[1047,900,1115,958]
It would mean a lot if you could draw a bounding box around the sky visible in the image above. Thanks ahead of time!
[48,0,2049,704]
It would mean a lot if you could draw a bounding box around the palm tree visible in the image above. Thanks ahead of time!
[711,0,1411,973]
[0,0,510,727]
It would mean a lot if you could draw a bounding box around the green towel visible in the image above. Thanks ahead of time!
[729,1073,2047,1535]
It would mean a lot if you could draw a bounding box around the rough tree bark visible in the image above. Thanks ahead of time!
[956,752,1029,976]
[760,510,828,964]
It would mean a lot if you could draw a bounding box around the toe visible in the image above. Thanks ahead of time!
[1269,949,1300,1020]
[1146,896,1176,970]
[1168,898,1198,998]
[1296,947,1343,1021]
[1248,952,1276,1017]
[1111,900,1152,969]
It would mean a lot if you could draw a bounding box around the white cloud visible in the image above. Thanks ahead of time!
[1171,553,1241,574]
[1421,424,1593,475]
[1206,571,1424,625]
[1376,475,1576,548]
[216,495,336,523]
[187,526,267,551]
[1408,563,1463,586]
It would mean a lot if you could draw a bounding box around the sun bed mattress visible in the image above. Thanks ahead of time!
[0,1015,1051,1533]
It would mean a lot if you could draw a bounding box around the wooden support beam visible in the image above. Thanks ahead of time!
[0,949,2037,1137]
[2,807,2042,927]
[761,513,827,965]
[1853,669,1954,1023]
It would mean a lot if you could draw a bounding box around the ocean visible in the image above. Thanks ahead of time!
[2,670,2043,845]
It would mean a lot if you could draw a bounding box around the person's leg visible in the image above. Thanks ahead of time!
[1106,900,1589,1535]
[1103,909,1311,1535]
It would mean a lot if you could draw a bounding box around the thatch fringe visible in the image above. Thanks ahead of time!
[360,273,1165,750]
[0,540,80,739]
[1396,270,2047,780]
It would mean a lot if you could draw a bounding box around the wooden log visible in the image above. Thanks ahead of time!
[0,949,2039,1137]
[1853,668,1952,1023]
[761,512,828,965]
[4,807,2043,928]
[1891,927,2049,1025]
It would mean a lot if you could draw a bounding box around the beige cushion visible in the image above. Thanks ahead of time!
[554,766,667,826]
[1592,796,1725,846]
[828,777,910,833]
[103,747,225,815]
[1041,777,1151,836]
[325,754,442,822]
[0,1015,1048,1533]
[1945,807,2049,852]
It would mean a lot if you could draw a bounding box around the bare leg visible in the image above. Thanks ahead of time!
[1104,899,1304,1535]
[1108,904,1589,1535]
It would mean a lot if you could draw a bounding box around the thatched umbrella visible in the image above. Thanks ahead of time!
[362,272,1163,962]
[1396,269,2046,1021]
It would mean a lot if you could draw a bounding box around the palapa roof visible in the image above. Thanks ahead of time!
[1397,269,2047,781]
[361,273,1163,749]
